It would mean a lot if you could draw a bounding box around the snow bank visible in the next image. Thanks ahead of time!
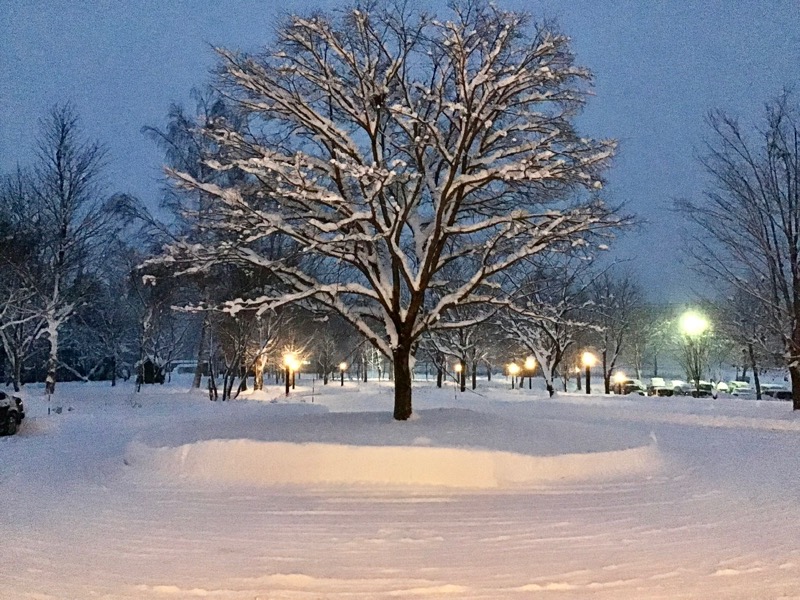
[126,439,662,489]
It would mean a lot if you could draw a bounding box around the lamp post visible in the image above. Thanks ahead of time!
[582,351,596,394]
[613,370,626,395]
[524,356,536,389]
[508,362,520,389]
[454,362,464,392]
[679,310,709,395]
[283,353,294,396]
[339,362,347,386]
[283,353,301,396]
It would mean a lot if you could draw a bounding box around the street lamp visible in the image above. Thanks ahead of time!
[454,362,465,392]
[613,370,627,394]
[582,351,596,394]
[680,310,710,395]
[524,356,536,389]
[508,362,520,389]
[283,353,300,396]
[679,311,709,337]
[339,362,347,386]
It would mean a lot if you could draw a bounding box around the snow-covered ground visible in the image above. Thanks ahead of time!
[3,376,800,599]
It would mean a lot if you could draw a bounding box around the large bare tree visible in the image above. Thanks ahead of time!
[157,3,622,419]
[680,92,800,409]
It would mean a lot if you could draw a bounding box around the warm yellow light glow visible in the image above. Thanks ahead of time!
[614,371,627,384]
[508,362,521,376]
[339,362,347,372]
[284,353,301,372]
[524,356,536,370]
[581,351,596,368]
[454,363,463,373]
[680,311,709,337]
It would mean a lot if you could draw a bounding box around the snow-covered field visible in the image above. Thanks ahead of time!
[3,376,800,599]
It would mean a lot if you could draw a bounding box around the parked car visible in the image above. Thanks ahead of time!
[0,391,24,436]
[647,378,674,397]
[728,381,754,396]
[669,380,692,395]
[689,381,715,398]
[761,384,792,400]
[615,378,646,395]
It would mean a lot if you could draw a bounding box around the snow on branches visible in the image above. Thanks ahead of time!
[152,2,625,419]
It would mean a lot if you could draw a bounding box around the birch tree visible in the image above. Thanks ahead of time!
[156,3,621,419]
[680,92,800,409]
[143,89,242,389]
[29,105,120,394]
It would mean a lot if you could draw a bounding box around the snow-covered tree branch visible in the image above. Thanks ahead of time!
[151,2,625,419]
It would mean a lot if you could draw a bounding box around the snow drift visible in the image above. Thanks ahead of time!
[126,439,662,489]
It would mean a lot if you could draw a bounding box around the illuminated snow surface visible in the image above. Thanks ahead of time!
[4,376,800,599]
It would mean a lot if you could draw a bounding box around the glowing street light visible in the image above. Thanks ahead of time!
[582,351,596,394]
[524,356,536,390]
[339,362,347,386]
[283,352,300,396]
[680,310,710,394]
[614,370,627,394]
[454,362,465,392]
[680,311,709,337]
[508,362,520,390]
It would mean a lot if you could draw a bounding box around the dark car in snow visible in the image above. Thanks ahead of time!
[0,391,24,436]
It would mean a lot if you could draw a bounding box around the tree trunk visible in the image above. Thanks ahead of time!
[45,322,58,395]
[459,358,466,392]
[436,364,442,388]
[254,358,264,391]
[747,342,761,400]
[111,355,117,387]
[192,315,209,389]
[471,360,477,390]
[12,350,22,392]
[392,344,413,420]
[790,365,800,411]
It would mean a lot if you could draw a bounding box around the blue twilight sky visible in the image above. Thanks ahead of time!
[1,1,799,302]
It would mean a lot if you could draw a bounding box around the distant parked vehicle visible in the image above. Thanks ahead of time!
[0,391,24,436]
[615,378,646,395]
[669,380,692,396]
[728,381,754,396]
[760,384,792,400]
[689,381,715,398]
[647,378,675,397]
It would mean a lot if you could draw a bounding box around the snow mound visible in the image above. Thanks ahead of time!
[126,439,661,489]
